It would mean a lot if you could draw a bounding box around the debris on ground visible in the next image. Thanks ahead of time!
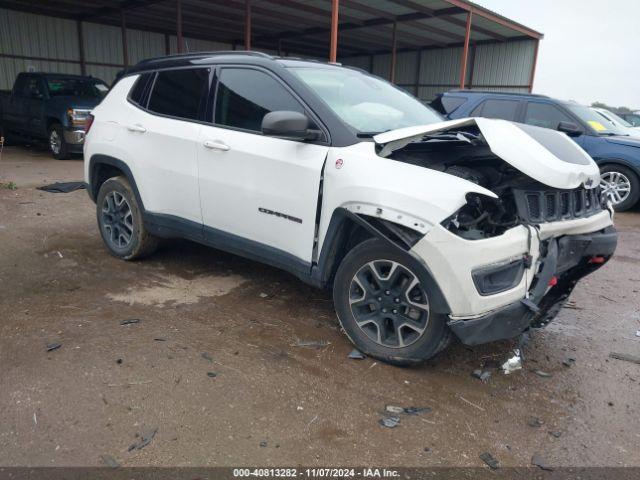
[609,352,640,365]
[201,352,213,362]
[116,358,123,365]
[533,369,552,378]
[528,417,544,428]
[404,406,432,415]
[531,453,553,471]
[153,337,166,342]
[562,357,576,367]
[471,369,492,382]
[37,181,86,193]
[423,447,431,453]
[384,405,431,416]
[46,342,61,352]
[128,428,157,451]
[385,405,405,415]
[294,340,330,348]
[379,416,400,428]
[206,372,217,378]
[348,349,365,360]
[100,454,120,468]
[259,293,269,298]
[549,431,562,438]
[120,319,140,326]
[479,452,499,469]
[501,349,522,374]
[563,300,582,310]
[636,330,640,338]
[260,441,267,447]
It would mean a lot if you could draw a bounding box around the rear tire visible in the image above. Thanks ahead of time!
[96,176,158,260]
[599,164,640,212]
[48,123,70,160]
[333,238,452,366]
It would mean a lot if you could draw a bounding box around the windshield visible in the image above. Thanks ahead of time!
[47,78,109,98]
[567,104,628,136]
[599,109,633,128]
[289,66,442,134]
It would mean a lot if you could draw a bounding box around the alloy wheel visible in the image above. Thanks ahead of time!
[101,191,134,248]
[49,129,61,155]
[349,259,429,348]
[600,171,631,205]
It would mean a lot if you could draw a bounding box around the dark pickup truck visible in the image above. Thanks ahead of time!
[0,72,109,159]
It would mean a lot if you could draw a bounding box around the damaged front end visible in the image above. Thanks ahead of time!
[374,118,617,345]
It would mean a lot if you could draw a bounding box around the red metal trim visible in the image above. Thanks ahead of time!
[176,0,183,53]
[244,0,252,50]
[459,11,471,89]
[390,21,397,82]
[329,0,339,62]
[528,39,540,92]
[442,0,543,40]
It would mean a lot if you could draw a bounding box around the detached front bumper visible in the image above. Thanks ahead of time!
[447,226,617,345]
[410,209,616,346]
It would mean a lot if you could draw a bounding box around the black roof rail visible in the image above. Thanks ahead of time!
[448,89,549,98]
[136,50,273,66]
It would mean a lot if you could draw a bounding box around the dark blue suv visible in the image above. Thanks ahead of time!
[431,90,640,211]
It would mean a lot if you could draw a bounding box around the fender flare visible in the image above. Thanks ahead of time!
[87,154,145,211]
[312,208,451,313]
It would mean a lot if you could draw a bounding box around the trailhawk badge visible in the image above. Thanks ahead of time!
[335,158,344,169]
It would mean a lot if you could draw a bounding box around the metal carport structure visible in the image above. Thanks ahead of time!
[0,0,543,99]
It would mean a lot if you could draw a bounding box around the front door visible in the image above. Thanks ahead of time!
[197,66,329,266]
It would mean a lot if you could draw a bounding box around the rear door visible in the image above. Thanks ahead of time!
[122,67,210,225]
[469,97,523,121]
[197,66,329,265]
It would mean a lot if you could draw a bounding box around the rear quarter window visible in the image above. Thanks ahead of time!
[128,72,154,107]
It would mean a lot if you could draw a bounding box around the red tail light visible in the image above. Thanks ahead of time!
[588,256,606,264]
[85,114,95,134]
[548,276,558,287]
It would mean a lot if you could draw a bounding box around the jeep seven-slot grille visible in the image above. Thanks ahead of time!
[514,187,602,223]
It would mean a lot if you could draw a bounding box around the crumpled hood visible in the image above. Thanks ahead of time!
[605,136,640,148]
[373,117,601,190]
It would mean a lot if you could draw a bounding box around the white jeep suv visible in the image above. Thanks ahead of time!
[84,52,617,365]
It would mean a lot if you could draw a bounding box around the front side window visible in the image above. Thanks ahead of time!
[214,68,304,132]
[289,66,441,134]
[148,68,209,121]
[524,102,574,130]
[472,99,520,121]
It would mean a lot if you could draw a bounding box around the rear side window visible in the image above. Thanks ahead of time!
[129,72,154,107]
[147,68,210,121]
[441,96,467,114]
[471,99,520,121]
[524,102,574,130]
[214,68,304,132]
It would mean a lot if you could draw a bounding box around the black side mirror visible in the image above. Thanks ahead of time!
[262,111,320,141]
[557,121,583,137]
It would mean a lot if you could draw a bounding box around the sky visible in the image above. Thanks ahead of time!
[472,0,640,109]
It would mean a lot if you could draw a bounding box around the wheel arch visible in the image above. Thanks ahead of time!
[88,154,145,211]
[597,157,640,176]
[312,207,450,313]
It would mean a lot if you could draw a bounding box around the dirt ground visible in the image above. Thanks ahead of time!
[0,145,638,469]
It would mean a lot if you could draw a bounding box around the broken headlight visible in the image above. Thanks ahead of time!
[443,192,519,240]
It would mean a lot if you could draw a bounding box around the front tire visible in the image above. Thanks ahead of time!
[48,123,70,160]
[96,176,158,260]
[333,238,452,366]
[600,164,640,212]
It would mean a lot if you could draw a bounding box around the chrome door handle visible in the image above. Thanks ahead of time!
[126,124,146,133]
[203,140,230,151]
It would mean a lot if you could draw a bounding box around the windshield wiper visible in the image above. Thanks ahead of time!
[356,130,389,138]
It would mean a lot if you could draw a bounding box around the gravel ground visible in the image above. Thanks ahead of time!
[0,146,638,468]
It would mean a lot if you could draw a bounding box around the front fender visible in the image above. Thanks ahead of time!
[318,142,495,250]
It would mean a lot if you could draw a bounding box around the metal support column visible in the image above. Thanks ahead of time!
[459,10,472,89]
[329,0,339,62]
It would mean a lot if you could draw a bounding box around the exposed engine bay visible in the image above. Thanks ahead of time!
[384,130,604,240]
